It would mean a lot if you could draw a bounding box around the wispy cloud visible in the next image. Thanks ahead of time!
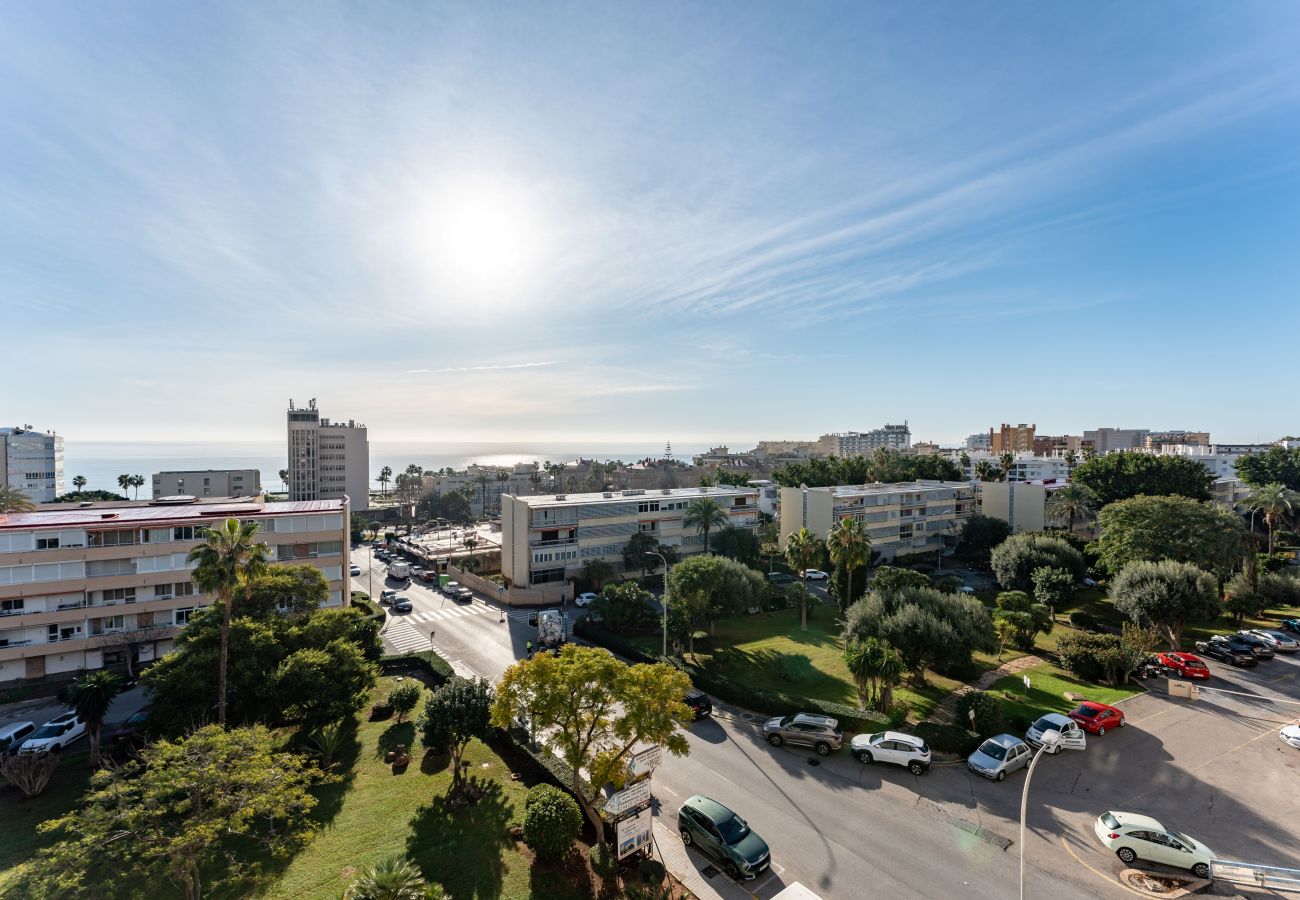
[407,361,558,375]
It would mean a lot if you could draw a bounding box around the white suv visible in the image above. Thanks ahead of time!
[850,731,931,774]
[19,711,86,754]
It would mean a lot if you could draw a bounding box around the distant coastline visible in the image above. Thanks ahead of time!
[63,440,716,495]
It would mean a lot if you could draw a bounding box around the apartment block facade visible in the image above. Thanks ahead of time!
[502,486,760,589]
[817,424,911,456]
[0,496,349,683]
[1083,427,1150,454]
[287,398,369,511]
[989,423,1036,454]
[978,481,1048,534]
[153,469,262,499]
[779,481,975,562]
[1,427,64,503]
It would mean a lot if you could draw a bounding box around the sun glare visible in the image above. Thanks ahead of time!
[420,175,545,297]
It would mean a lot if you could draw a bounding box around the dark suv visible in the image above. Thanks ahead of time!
[684,690,712,720]
[1195,638,1256,666]
[1225,632,1274,659]
[678,795,770,881]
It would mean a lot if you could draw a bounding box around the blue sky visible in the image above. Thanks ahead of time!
[4,2,1298,445]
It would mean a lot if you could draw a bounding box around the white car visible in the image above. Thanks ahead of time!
[850,731,932,774]
[1281,723,1300,750]
[575,592,599,607]
[1242,629,1300,652]
[801,569,829,581]
[1024,713,1084,753]
[349,565,362,576]
[20,711,86,754]
[1094,811,1213,879]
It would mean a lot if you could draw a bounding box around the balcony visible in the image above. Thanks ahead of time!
[529,538,578,548]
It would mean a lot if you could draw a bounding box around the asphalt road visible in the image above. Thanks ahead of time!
[349,546,1300,899]
[0,684,150,744]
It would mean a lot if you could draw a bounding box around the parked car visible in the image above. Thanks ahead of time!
[392,596,413,613]
[1195,638,1257,666]
[767,572,796,585]
[1241,629,1300,652]
[677,795,771,881]
[850,731,931,774]
[1280,618,1300,636]
[453,587,474,603]
[0,721,36,755]
[1281,723,1300,750]
[379,590,398,605]
[442,581,462,596]
[1067,701,1126,736]
[575,592,599,608]
[19,711,86,754]
[1025,713,1085,752]
[762,712,843,756]
[110,709,153,748]
[966,734,1031,781]
[349,564,362,576]
[801,569,829,581]
[1081,577,1099,588]
[1220,632,1274,659]
[1157,652,1210,680]
[1093,811,1213,879]
[684,690,713,720]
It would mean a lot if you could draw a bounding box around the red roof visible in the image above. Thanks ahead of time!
[0,498,343,531]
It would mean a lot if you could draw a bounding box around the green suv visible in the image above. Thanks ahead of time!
[678,795,771,881]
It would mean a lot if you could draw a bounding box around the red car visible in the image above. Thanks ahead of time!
[1067,701,1126,736]
[1157,652,1210,680]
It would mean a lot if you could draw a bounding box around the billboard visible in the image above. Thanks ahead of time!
[616,807,654,859]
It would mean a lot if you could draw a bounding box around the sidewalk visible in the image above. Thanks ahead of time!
[929,653,1044,725]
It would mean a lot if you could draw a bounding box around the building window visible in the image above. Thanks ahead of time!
[173,607,203,626]
[0,598,23,616]
[102,588,137,604]
[174,581,195,597]
[35,536,60,550]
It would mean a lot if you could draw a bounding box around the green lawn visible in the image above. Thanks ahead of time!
[0,677,596,900]
[627,605,1015,722]
[987,662,1145,726]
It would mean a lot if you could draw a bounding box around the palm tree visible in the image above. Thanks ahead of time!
[551,463,567,492]
[344,854,434,900]
[1243,482,1300,555]
[1046,483,1098,534]
[66,670,123,768]
[475,472,491,517]
[784,527,825,631]
[378,466,392,497]
[496,471,510,513]
[876,644,904,713]
[116,474,132,497]
[958,452,971,475]
[1063,449,1079,473]
[998,452,1015,482]
[973,460,994,483]
[758,520,781,574]
[0,486,36,513]
[186,518,270,725]
[842,639,883,709]
[72,475,87,493]
[684,497,728,555]
[130,475,145,499]
[1082,445,1097,462]
[528,465,543,494]
[278,469,289,494]
[826,517,871,610]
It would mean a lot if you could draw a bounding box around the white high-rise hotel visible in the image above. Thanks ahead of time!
[1,426,64,503]
[287,399,370,511]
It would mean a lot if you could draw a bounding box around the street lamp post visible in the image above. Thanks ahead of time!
[648,551,670,658]
[1019,731,1059,900]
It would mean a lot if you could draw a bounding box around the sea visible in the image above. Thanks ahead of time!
[63,441,715,495]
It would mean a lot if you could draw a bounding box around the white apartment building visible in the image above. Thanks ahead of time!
[0,496,349,683]
[816,424,911,457]
[1146,443,1274,479]
[946,451,1070,483]
[750,479,780,518]
[779,481,975,562]
[501,486,760,589]
[1,427,64,503]
[965,433,992,451]
[1083,427,1150,453]
[287,399,369,511]
[153,469,262,499]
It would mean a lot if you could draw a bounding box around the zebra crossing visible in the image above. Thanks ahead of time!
[382,617,453,657]
[402,603,490,624]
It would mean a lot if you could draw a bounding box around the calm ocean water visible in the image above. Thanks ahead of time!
[64,441,714,495]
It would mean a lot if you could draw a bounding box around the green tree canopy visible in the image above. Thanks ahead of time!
[666,554,766,652]
[1235,446,1300,491]
[843,587,995,685]
[1092,494,1247,579]
[772,451,961,488]
[954,514,1012,564]
[273,639,377,731]
[1031,565,1075,618]
[992,591,1053,651]
[826,518,871,612]
[28,724,323,900]
[709,526,762,568]
[1241,482,1300,554]
[622,531,675,577]
[868,565,934,594]
[66,670,123,769]
[231,564,329,619]
[684,498,729,554]
[491,645,693,849]
[990,533,1086,592]
[589,581,659,635]
[419,677,494,796]
[1111,559,1220,650]
[1070,451,1215,506]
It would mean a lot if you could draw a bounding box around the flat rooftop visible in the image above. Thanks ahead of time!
[0,497,345,531]
[513,485,756,509]
[792,480,972,499]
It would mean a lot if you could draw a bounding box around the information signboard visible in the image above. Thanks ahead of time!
[616,807,654,859]
[628,745,664,779]
[606,779,652,818]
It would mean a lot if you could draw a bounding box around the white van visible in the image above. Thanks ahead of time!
[0,721,36,755]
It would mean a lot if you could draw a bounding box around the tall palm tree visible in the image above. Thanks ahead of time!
[998,452,1015,482]
[973,460,994,483]
[684,497,728,555]
[278,469,289,494]
[497,471,510,513]
[876,644,905,713]
[958,452,971,475]
[826,517,871,610]
[72,475,87,493]
[116,474,132,497]
[130,475,145,499]
[551,463,567,492]
[528,465,543,494]
[1046,483,1098,534]
[344,854,432,900]
[1243,482,1300,554]
[66,670,123,768]
[1063,449,1079,473]
[784,527,825,632]
[0,486,36,513]
[186,518,270,725]
[378,466,392,497]
[1082,445,1097,462]
[475,472,491,517]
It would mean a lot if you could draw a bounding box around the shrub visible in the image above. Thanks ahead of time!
[886,701,910,729]
[954,691,1003,737]
[522,784,582,861]
[388,682,423,723]
[773,653,814,683]
[1056,630,1125,683]
[637,858,667,886]
[1068,611,1096,630]
[589,843,617,878]
[0,751,58,798]
[344,854,433,900]
[914,722,981,756]
[301,721,349,768]
[990,534,1086,592]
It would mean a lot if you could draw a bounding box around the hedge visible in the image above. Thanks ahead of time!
[914,722,981,757]
[575,621,888,733]
[350,591,386,623]
[380,649,453,683]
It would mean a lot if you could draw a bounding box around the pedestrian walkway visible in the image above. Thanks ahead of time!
[381,617,456,659]
[405,604,488,624]
[930,653,1045,725]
